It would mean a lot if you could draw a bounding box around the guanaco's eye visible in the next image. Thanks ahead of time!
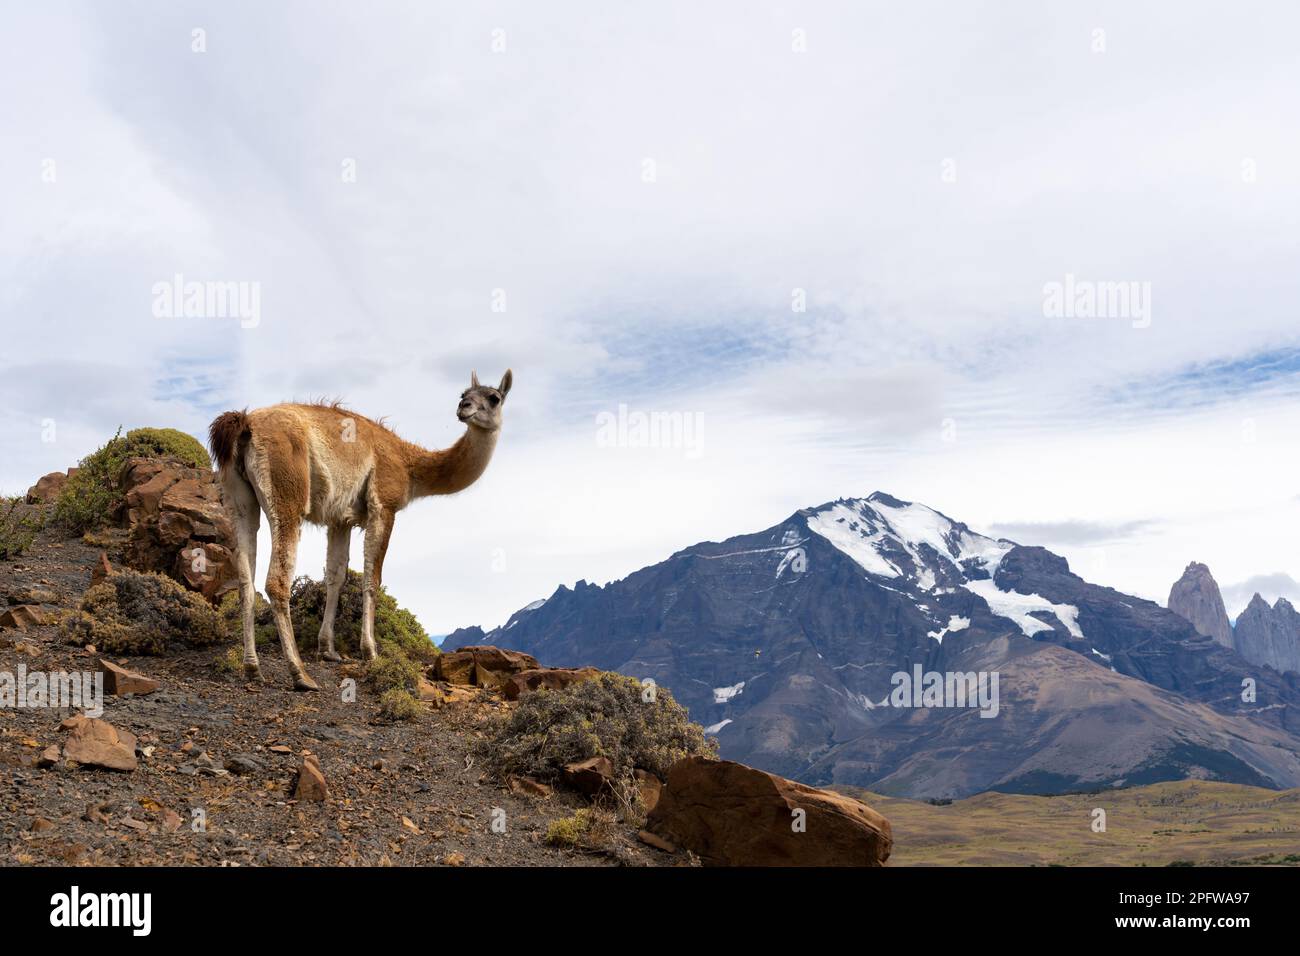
[488,394,500,407]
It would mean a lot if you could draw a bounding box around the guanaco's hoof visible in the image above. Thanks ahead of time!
[293,674,321,692]
[244,664,265,683]
[319,650,342,663]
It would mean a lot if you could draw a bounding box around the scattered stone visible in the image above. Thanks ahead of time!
[637,829,676,853]
[441,851,466,866]
[90,552,114,586]
[225,754,267,776]
[99,659,160,696]
[161,809,184,833]
[7,587,56,605]
[38,745,61,768]
[562,756,615,796]
[0,605,45,630]
[31,817,55,833]
[646,757,892,867]
[506,774,552,798]
[502,666,601,701]
[294,754,329,802]
[60,715,138,772]
[268,744,293,754]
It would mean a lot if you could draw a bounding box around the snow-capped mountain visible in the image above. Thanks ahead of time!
[447,493,1300,799]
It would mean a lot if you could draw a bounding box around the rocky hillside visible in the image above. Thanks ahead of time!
[449,492,1300,798]
[2,448,894,868]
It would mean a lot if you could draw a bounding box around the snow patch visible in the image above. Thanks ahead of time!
[713,682,745,704]
[964,579,1083,638]
[704,719,732,734]
[927,615,971,644]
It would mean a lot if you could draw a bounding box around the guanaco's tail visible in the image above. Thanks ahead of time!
[208,410,251,473]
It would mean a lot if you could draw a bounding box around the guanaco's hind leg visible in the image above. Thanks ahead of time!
[317,525,349,661]
[266,516,319,691]
[359,509,395,661]
[222,469,262,682]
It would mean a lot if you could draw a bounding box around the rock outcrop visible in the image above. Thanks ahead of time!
[118,457,236,600]
[1234,595,1300,676]
[1168,561,1233,648]
[432,645,539,689]
[647,756,892,866]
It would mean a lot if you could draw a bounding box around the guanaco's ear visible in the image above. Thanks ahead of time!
[471,370,481,388]
[498,369,513,398]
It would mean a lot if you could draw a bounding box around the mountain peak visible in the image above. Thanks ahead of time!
[1168,563,1233,648]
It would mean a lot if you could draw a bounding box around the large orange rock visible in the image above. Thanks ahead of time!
[59,715,138,772]
[646,757,892,867]
[25,471,69,504]
[502,666,601,701]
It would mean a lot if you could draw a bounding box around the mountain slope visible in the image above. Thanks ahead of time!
[448,493,1300,798]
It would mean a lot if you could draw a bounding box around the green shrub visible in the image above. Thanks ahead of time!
[219,589,277,647]
[367,652,420,694]
[476,672,717,801]
[544,808,617,848]
[0,497,43,560]
[377,688,420,722]
[65,568,226,655]
[51,427,211,533]
[289,570,435,661]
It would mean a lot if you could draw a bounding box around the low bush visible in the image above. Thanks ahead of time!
[544,807,618,849]
[289,570,436,661]
[0,496,43,560]
[476,672,717,802]
[377,688,420,722]
[65,568,226,655]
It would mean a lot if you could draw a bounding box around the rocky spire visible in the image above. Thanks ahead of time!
[1234,594,1300,676]
[1167,561,1233,648]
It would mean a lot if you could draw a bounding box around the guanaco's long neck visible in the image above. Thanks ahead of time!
[408,426,500,498]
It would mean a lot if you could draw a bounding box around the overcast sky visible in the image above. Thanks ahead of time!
[3,1,1299,632]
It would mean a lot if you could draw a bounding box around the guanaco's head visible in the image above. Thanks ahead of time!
[457,369,513,431]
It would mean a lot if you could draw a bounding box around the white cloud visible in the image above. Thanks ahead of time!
[2,2,1298,633]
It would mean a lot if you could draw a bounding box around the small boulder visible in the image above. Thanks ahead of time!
[0,605,45,630]
[59,715,138,772]
[90,552,114,586]
[99,659,159,696]
[562,756,615,796]
[502,666,601,701]
[646,757,892,867]
[25,471,68,505]
[293,754,329,802]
